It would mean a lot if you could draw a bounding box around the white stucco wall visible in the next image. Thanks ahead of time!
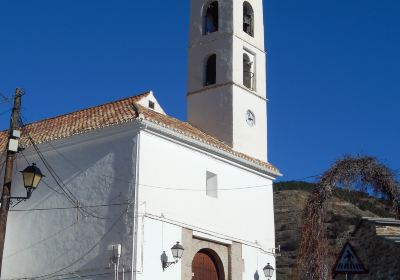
[2,123,140,280]
[2,118,276,280]
[135,217,182,280]
[187,86,234,146]
[242,244,276,280]
[232,86,268,161]
[137,130,275,254]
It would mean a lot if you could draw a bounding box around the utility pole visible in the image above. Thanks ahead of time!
[0,88,22,277]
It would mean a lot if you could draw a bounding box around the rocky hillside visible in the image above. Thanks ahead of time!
[273,181,395,280]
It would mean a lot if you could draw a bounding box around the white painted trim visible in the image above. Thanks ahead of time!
[144,213,276,257]
[132,132,141,280]
[187,81,267,102]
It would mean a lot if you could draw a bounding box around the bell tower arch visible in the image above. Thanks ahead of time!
[187,0,268,161]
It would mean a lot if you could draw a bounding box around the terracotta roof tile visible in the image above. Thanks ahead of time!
[0,92,149,150]
[0,93,280,175]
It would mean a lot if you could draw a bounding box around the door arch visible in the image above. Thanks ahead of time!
[192,249,224,280]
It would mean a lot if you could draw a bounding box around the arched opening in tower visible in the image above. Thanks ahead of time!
[205,54,217,86]
[243,2,254,37]
[204,1,219,35]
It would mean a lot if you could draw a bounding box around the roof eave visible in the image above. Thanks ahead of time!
[137,118,281,179]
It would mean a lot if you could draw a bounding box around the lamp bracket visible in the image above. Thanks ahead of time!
[267,245,281,257]
[9,196,28,205]
[162,260,178,271]
[10,189,33,204]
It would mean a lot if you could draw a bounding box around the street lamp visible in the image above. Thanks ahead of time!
[161,242,184,271]
[11,163,44,202]
[263,263,274,279]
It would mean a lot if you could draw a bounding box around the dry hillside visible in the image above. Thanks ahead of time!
[273,181,395,280]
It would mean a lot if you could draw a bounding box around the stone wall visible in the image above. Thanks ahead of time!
[347,219,400,280]
[181,228,244,280]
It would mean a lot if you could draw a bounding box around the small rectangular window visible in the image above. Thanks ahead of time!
[206,171,218,198]
[148,101,155,110]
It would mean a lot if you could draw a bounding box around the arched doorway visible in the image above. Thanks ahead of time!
[192,249,224,280]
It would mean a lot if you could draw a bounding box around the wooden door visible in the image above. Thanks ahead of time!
[192,251,219,280]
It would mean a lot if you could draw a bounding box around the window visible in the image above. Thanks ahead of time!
[205,54,217,86]
[204,1,219,35]
[206,171,218,198]
[148,101,155,110]
[243,53,254,90]
[243,2,254,37]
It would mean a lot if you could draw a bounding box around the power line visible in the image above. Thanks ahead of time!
[18,114,400,196]
[9,202,130,212]
[38,125,400,192]
[35,142,400,192]
[17,115,114,220]
[19,143,400,194]
[3,222,77,260]
[24,132,108,220]
[44,140,321,190]
[29,202,133,280]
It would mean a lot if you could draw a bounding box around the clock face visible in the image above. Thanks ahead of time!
[246,110,256,127]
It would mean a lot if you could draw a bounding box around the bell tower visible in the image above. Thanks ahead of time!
[187,0,268,161]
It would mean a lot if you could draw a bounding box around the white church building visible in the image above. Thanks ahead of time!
[2,0,281,279]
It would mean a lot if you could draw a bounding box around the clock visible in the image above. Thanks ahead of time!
[246,110,255,127]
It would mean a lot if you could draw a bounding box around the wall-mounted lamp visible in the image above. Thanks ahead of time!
[263,263,274,279]
[161,242,184,271]
[10,163,44,203]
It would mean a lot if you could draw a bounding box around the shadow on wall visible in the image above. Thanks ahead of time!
[3,131,138,279]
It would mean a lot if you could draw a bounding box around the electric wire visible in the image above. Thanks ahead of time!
[14,137,400,195]
[19,151,64,195]
[23,130,108,220]
[17,115,400,203]
[33,121,400,192]
[17,115,109,220]
[9,202,130,212]
[3,221,78,260]
[29,137,79,204]
[29,141,400,192]
[35,271,120,280]
[28,202,133,280]
[43,141,322,191]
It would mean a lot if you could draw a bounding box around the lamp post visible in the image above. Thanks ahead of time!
[161,242,184,271]
[263,263,274,280]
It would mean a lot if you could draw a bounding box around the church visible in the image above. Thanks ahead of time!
[2,0,280,279]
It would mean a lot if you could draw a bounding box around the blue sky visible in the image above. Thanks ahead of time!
[0,0,399,181]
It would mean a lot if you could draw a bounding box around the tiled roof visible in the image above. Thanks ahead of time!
[0,93,280,175]
[0,92,150,150]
